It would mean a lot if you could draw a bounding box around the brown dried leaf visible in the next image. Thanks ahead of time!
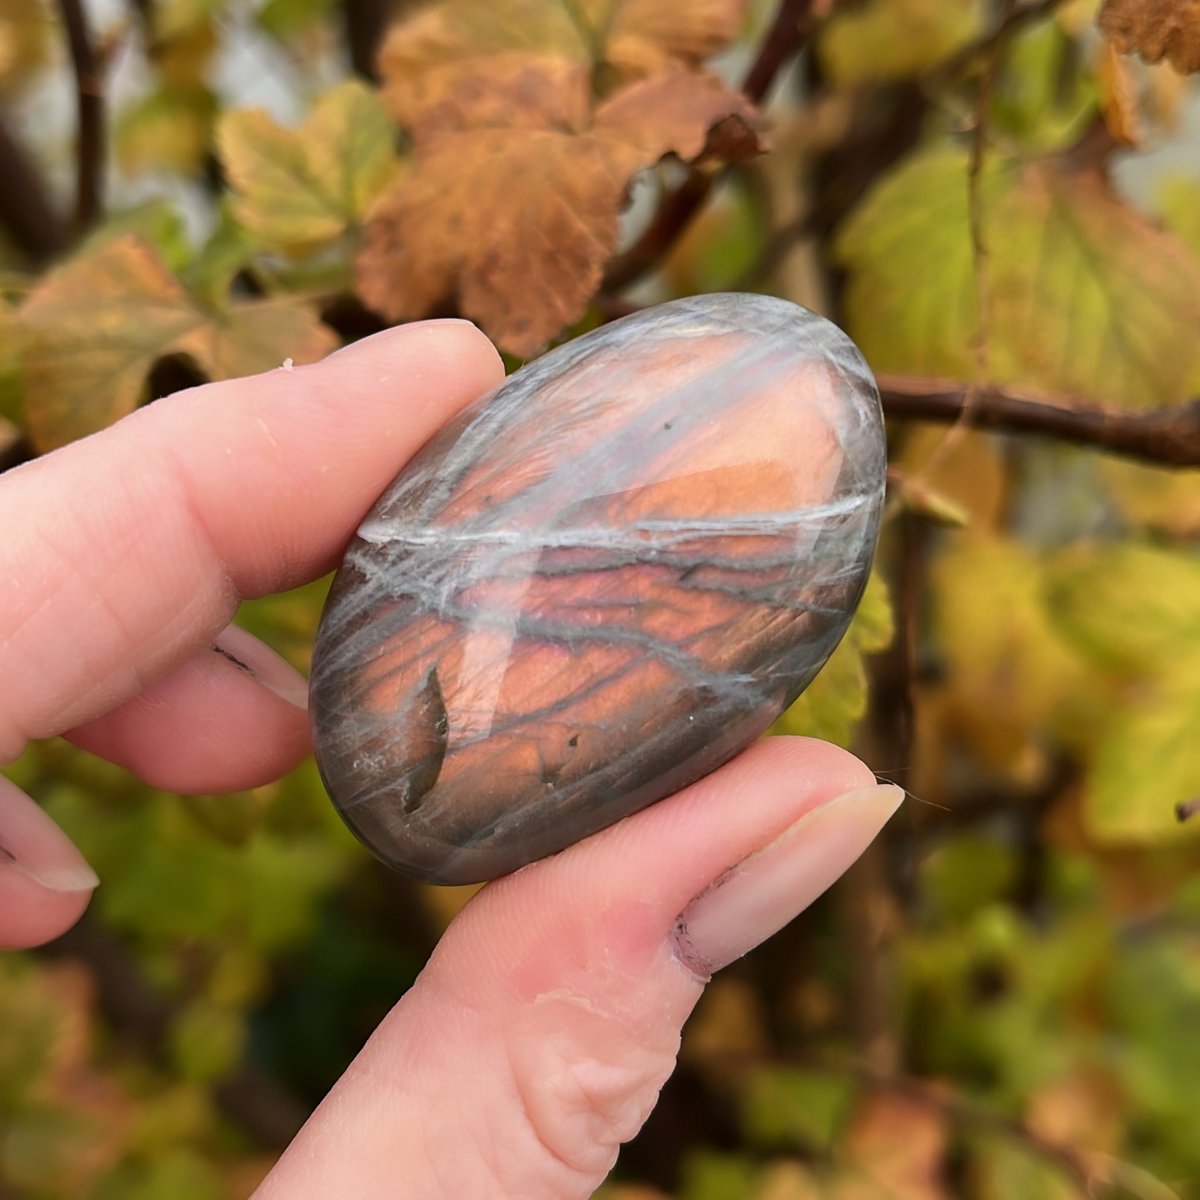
[1099,0,1200,74]
[365,0,761,353]
[358,127,627,355]
[379,0,749,121]
[834,1092,951,1200]
[1095,41,1141,145]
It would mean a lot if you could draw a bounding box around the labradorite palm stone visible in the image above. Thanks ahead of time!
[310,294,886,884]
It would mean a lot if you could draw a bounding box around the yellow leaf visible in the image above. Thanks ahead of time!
[1084,664,1200,844]
[116,84,218,178]
[929,533,1091,773]
[18,235,337,450]
[837,145,1200,409]
[1047,542,1200,675]
[771,570,893,747]
[818,0,981,86]
[220,80,398,247]
[1155,174,1200,259]
[1100,457,1200,537]
[896,427,1008,532]
[0,0,51,95]
[20,237,202,449]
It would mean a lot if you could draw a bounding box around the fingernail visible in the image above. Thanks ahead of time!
[213,625,309,709]
[674,782,904,975]
[324,319,478,361]
[0,781,100,894]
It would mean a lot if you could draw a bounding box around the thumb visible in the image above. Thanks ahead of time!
[254,737,902,1200]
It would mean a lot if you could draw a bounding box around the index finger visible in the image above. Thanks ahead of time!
[0,320,503,755]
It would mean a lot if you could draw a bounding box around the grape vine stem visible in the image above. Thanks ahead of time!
[878,375,1200,469]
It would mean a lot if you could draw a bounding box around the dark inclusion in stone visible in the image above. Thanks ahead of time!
[310,293,887,884]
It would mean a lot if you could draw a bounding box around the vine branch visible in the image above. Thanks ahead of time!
[0,114,71,261]
[57,0,105,229]
[602,0,818,292]
[878,375,1200,468]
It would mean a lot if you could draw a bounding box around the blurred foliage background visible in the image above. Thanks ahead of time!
[3,0,1200,1196]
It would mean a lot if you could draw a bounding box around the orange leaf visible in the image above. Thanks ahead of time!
[19,235,337,450]
[835,1092,951,1200]
[1099,0,1200,74]
[361,0,763,354]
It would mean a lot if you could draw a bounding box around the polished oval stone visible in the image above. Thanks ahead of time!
[310,293,886,884]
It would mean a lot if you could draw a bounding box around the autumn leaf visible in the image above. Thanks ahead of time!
[0,0,52,96]
[1095,41,1141,145]
[771,570,894,747]
[837,145,1200,409]
[220,79,399,247]
[1099,0,1200,74]
[117,84,218,178]
[18,234,337,450]
[1047,542,1200,676]
[360,0,762,355]
[818,0,980,85]
[1085,667,1200,843]
[1048,542,1200,843]
[377,0,750,124]
[834,1092,951,1200]
[929,533,1092,776]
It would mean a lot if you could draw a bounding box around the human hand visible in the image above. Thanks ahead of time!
[0,320,902,1198]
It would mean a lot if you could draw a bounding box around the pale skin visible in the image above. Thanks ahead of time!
[0,320,901,1198]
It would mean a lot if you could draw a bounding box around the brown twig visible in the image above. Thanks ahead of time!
[57,0,105,229]
[593,293,1200,469]
[742,0,819,105]
[602,0,818,293]
[0,114,71,262]
[841,509,923,1072]
[879,376,1200,468]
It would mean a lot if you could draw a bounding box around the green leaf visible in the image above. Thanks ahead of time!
[1084,664,1200,844]
[93,1149,223,1200]
[81,199,193,274]
[837,145,1200,408]
[219,80,398,247]
[740,1066,855,1151]
[680,1150,760,1200]
[1047,542,1200,675]
[1155,173,1200,259]
[971,1133,1080,1200]
[919,834,1019,922]
[183,202,263,307]
[16,234,337,450]
[818,0,981,86]
[771,570,893,747]
[116,84,218,177]
[990,19,1095,151]
[929,533,1093,766]
[169,1002,245,1083]
[256,0,337,39]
